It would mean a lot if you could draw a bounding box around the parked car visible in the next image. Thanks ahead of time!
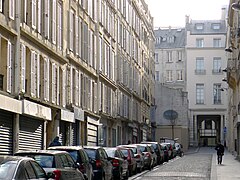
[103,147,129,180]
[0,155,51,179]
[141,141,164,165]
[160,143,170,162]
[48,146,94,180]
[132,144,153,170]
[161,142,173,159]
[83,146,113,180]
[14,150,84,180]
[118,147,137,176]
[117,144,144,173]
[175,143,184,157]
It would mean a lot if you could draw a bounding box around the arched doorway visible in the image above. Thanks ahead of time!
[197,115,221,146]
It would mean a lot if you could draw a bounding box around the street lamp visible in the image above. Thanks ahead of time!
[163,110,178,139]
[232,2,240,11]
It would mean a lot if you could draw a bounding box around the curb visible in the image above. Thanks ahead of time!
[184,147,200,155]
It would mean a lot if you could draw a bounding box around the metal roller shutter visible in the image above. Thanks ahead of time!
[19,117,43,150]
[0,110,13,155]
[87,122,97,146]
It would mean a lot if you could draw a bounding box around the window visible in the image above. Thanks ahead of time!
[167,51,172,62]
[9,0,15,20]
[44,58,49,101]
[213,38,221,47]
[213,84,221,104]
[196,38,204,47]
[212,23,220,30]
[21,44,26,93]
[155,71,160,81]
[166,70,173,82]
[177,51,182,61]
[43,0,50,39]
[167,36,175,43]
[69,9,75,52]
[196,84,204,104]
[195,23,204,30]
[196,57,204,73]
[7,41,12,93]
[213,57,221,73]
[57,2,63,50]
[30,51,40,97]
[155,53,159,63]
[52,0,56,44]
[177,70,183,81]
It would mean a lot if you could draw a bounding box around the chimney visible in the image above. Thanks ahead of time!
[221,6,227,20]
[185,15,190,25]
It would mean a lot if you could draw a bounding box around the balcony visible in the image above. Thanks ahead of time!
[195,69,206,75]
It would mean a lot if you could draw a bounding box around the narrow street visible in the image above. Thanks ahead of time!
[130,147,215,180]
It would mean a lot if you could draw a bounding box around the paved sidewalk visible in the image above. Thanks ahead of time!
[211,149,240,180]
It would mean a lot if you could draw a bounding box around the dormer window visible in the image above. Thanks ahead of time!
[195,23,204,30]
[167,36,175,43]
[212,23,221,30]
[162,37,166,41]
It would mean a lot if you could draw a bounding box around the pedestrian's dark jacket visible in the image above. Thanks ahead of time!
[215,143,224,156]
[49,136,62,147]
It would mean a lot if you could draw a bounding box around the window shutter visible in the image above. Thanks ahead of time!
[74,69,79,106]
[52,63,56,103]
[99,82,102,111]
[0,0,2,12]
[83,76,86,108]
[99,37,102,72]
[78,72,81,107]
[93,35,97,69]
[69,66,73,104]
[94,82,97,113]
[7,41,12,93]
[75,15,79,56]
[62,67,66,107]
[78,17,82,58]
[57,2,62,50]
[44,58,49,101]
[56,65,60,105]
[32,0,37,29]
[69,10,74,51]
[37,0,41,33]
[52,0,56,44]
[36,54,40,98]
[89,79,92,111]
[9,0,15,20]
[44,0,49,39]
[21,43,26,93]
[30,51,35,96]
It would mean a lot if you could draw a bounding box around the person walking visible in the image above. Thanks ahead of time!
[49,136,62,147]
[215,141,224,164]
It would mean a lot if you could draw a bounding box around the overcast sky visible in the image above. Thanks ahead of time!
[145,0,229,28]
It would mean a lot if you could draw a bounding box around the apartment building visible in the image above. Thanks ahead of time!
[186,16,228,147]
[154,27,189,148]
[0,0,155,155]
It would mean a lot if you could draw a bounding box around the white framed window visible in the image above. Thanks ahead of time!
[32,0,37,29]
[213,57,221,73]
[69,9,74,51]
[37,0,41,33]
[196,57,204,73]
[196,84,204,104]
[20,43,26,93]
[213,38,221,47]
[9,0,15,20]
[0,0,2,12]
[212,23,220,30]
[7,41,12,93]
[196,38,204,48]
[52,0,56,44]
[213,84,221,104]
[44,0,50,39]
[44,58,49,101]
[62,67,67,107]
[166,70,173,82]
[155,71,160,81]
[73,69,79,106]
[177,51,182,61]
[57,2,62,50]
[155,53,159,63]
[30,51,40,97]
[167,51,172,62]
[51,62,59,104]
[195,23,204,30]
[177,70,183,81]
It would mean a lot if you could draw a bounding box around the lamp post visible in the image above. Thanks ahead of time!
[163,110,178,139]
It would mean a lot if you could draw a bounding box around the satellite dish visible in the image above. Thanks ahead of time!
[163,110,178,120]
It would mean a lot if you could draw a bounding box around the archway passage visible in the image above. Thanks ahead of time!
[197,115,221,147]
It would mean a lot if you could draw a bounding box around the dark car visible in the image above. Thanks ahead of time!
[14,150,84,180]
[161,142,174,159]
[160,143,171,161]
[133,144,153,170]
[175,143,184,157]
[83,146,113,180]
[117,144,144,173]
[0,155,51,179]
[103,147,129,180]
[141,141,164,164]
[48,146,94,180]
[118,147,137,176]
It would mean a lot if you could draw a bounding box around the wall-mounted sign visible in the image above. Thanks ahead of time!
[163,110,178,120]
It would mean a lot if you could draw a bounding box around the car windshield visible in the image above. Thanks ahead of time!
[0,159,17,180]
[66,150,78,162]
[85,149,96,160]
[32,155,54,168]
[120,149,128,157]
[105,149,115,158]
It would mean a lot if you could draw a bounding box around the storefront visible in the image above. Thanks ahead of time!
[87,116,99,146]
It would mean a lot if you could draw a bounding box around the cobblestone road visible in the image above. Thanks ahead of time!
[134,154,212,180]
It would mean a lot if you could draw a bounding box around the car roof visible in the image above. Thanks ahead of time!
[0,155,34,162]
[141,141,159,144]
[48,146,84,150]
[83,146,103,149]
[15,149,69,155]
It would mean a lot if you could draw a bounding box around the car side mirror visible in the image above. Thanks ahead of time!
[47,172,55,179]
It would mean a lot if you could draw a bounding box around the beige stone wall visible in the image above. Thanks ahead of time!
[155,126,189,152]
